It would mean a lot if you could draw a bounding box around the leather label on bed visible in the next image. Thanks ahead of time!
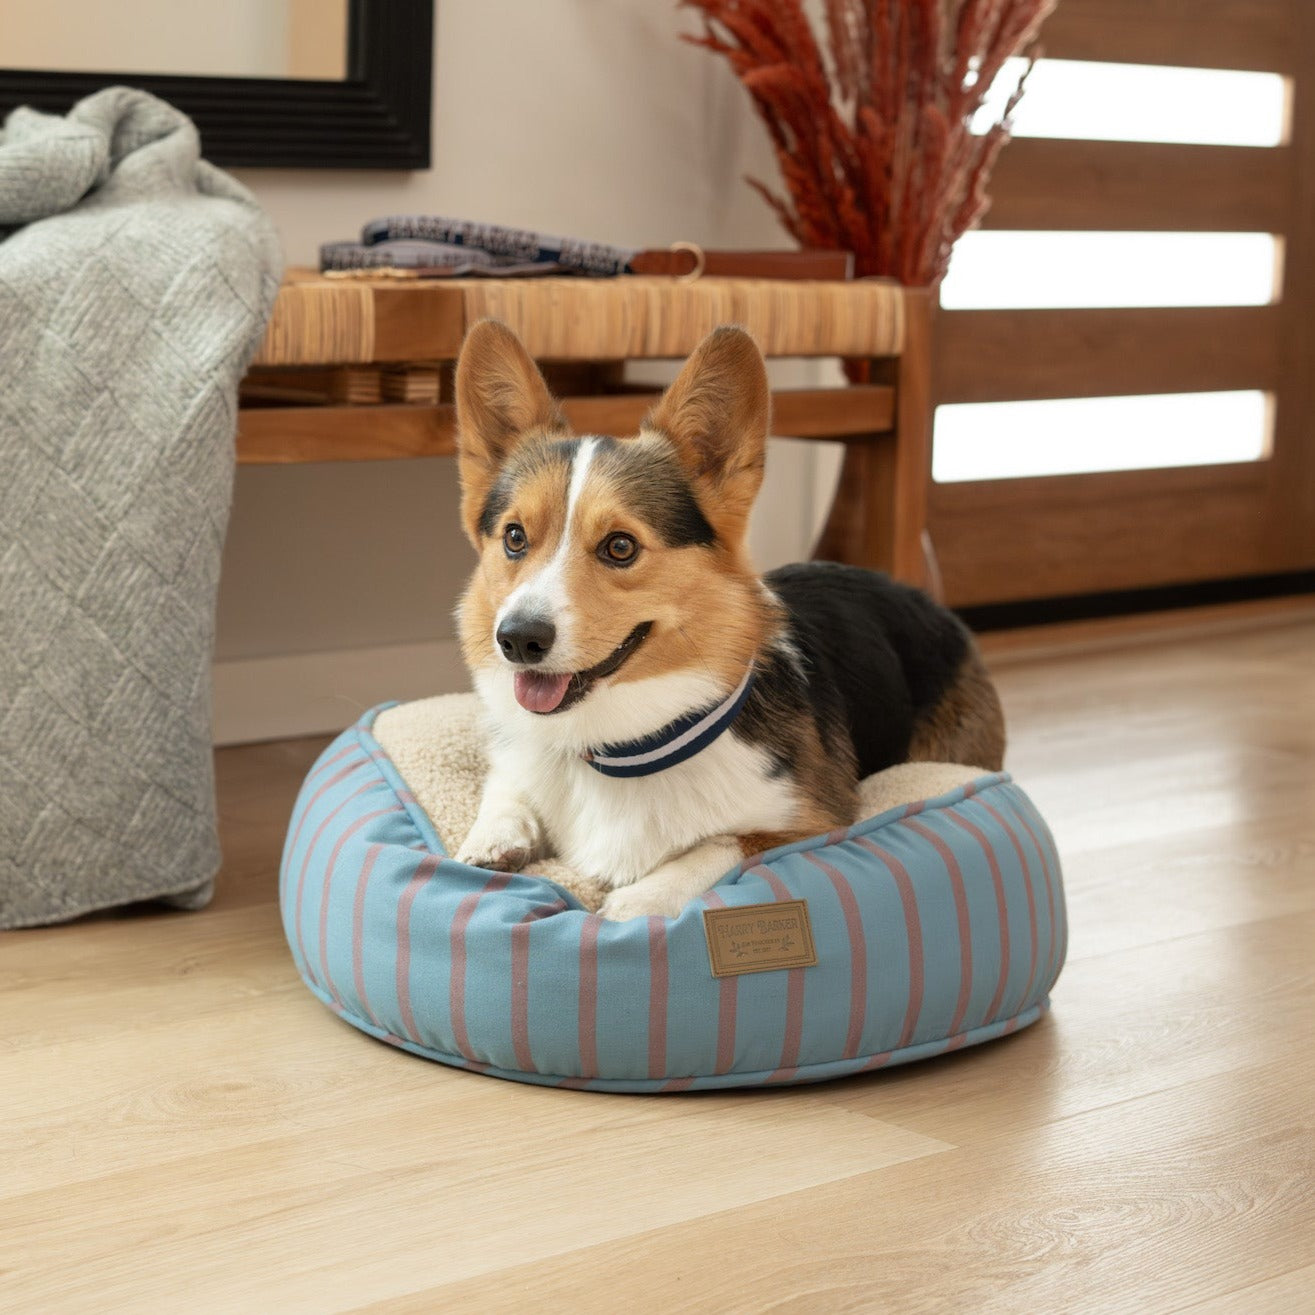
[702,900,818,977]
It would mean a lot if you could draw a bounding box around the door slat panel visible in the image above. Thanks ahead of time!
[936,306,1283,404]
[929,0,1311,607]
[1041,0,1295,74]
[986,140,1292,233]
[930,466,1273,605]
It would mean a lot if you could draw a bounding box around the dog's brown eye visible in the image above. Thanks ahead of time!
[503,523,528,558]
[600,533,639,565]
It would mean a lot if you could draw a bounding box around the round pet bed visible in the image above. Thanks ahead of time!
[279,697,1066,1092]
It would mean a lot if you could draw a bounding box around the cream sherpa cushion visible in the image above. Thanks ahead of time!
[373,694,984,911]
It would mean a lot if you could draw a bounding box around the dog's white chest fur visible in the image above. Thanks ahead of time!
[469,667,799,889]
[533,734,796,887]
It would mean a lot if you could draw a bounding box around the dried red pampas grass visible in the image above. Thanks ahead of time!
[683,0,1055,286]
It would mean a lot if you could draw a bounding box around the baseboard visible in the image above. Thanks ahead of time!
[212,639,469,745]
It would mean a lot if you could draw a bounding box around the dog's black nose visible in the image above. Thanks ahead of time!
[496,615,556,665]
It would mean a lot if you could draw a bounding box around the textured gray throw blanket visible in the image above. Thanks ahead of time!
[0,88,281,927]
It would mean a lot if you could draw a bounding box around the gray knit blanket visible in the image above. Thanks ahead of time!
[0,88,281,927]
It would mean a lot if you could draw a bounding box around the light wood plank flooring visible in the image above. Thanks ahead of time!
[4,619,1313,1313]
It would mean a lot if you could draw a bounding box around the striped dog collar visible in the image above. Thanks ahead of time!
[583,665,756,778]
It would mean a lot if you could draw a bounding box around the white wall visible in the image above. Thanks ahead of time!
[216,0,839,741]
[8,0,297,79]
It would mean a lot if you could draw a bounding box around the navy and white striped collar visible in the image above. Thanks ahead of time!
[582,665,756,778]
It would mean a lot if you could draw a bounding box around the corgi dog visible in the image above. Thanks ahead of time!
[453,320,1005,920]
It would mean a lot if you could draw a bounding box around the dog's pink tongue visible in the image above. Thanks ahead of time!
[514,670,572,714]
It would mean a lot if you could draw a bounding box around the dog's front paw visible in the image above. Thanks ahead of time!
[597,882,689,922]
[455,811,542,873]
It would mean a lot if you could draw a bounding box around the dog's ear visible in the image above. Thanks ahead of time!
[455,319,567,542]
[644,326,768,545]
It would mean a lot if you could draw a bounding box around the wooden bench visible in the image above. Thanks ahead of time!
[239,271,935,588]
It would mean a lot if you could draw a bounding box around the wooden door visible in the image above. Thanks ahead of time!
[928,0,1315,609]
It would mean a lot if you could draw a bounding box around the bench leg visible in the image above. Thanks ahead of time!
[811,288,940,598]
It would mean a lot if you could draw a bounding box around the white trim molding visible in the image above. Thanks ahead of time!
[212,640,469,746]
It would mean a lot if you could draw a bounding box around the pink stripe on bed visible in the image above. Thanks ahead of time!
[902,817,974,1036]
[316,806,402,990]
[292,780,376,976]
[511,921,536,1072]
[394,854,441,1041]
[510,899,567,1074]
[1008,798,1062,987]
[281,755,367,899]
[343,842,386,1027]
[801,854,866,1060]
[756,866,808,1078]
[448,873,512,1062]
[647,915,669,1080]
[704,891,738,1076]
[855,837,924,1048]
[305,743,361,785]
[330,1005,408,1049]
[944,810,1011,1024]
[578,915,601,1078]
[977,798,1039,1011]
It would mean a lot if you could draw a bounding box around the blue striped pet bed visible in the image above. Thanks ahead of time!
[279,704,1066,1092]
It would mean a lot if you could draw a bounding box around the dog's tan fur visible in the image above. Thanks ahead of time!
[907,649,1006,772]
[645,327,768,547]
[457,455,571,674]
[451,319,1006,918]
[456,324,775,694]
[453,319,566,542]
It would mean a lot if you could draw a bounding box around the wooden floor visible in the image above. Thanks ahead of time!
[4,618,1314,1313]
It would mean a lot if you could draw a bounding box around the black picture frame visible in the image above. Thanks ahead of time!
[0,0,433,170]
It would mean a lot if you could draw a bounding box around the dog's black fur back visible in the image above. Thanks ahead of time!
[767,562,972,778]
